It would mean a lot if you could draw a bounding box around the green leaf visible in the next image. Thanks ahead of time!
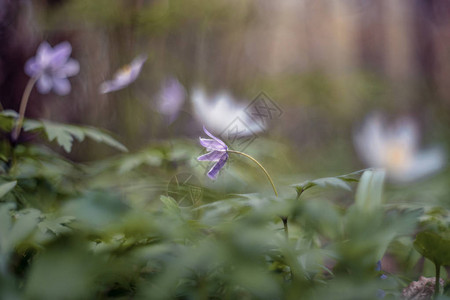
[160,195,181,216]
[38,215,76,235]
[117,149,163,174]
[0,205,41,253]
[82,127,128,153]
[0,110,18,132]
[23,119,128,153]
[355,169,385,212]
[414,231,450,266]
[0,181,17,199]
[291,169,366,194]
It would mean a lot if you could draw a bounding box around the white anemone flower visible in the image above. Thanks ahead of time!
[191,88,264,135]
[354,114,445,183]
[99,55,147,94]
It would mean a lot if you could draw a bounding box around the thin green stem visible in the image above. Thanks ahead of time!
[227,150,278,197]
[12,76,38,141]
[434,263,441,298]
[227,150,288,238]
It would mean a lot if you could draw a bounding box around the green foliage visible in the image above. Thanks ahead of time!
[23,119,128,153]
[414,231,450,266]
[291,169,365,195]
[0,181,17,199]
[355,169,386,212]
[0,115,447,299]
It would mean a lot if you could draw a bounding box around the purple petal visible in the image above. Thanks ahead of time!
[199,138,226,151]
[24,58,41,77]
[52,77,71,95]
[207,154,228,179]
[157,78,185,121]
[36,42,52,66]
[54,58,80,78]
[50,41,72,68]
[197,151,225,162]
[202,126,227,149]
[36,74,52,94]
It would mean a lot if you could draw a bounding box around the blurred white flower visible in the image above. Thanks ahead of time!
[99,55,147,94]
[354,114,446,183]
[157,77,186,124]
[191,88,264,135]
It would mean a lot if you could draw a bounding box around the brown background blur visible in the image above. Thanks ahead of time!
[1,0,449,167]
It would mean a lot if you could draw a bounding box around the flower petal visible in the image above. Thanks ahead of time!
[50,41,72,68]
[36,42,53,66]
[392,147,445,182]
[36,74,53,94]
[129,54,147,79]
[52,77,71,95]
[354,114,385,168]
[390,117,418,150]
[202,126,227,149]
[99,80,124,94]
[157,77,185,122]
[197,151,225,162]
[24,58,41,77]
[207,154,228,179]
[199,138,225,151]
[54,58,80,78]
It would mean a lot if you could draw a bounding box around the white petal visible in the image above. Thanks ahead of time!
[191,87,263,134]
[389,117,418,151]
[354,114,385,168]
[392,147,446,182]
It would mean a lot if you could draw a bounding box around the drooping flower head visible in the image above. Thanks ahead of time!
[354,113,445,183]
[197,126,228,180]
[157,77,186,123]
[25,41,80,95]
[99,55,147,94]
[191,88,264,135]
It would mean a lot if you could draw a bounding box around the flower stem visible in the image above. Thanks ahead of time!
[434,263,441,298]
[12,76,38,141]
[227,150,278,197]
[227,150,288,238]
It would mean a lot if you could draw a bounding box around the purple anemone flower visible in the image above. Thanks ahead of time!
[99,55,147,94]
[157,77,186,124]
[25,41,80,95]
[197,126,228,180]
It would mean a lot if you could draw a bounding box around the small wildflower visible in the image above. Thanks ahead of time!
[191,88,264,134]
[197,126,228,180]
[354,114,445,183]
[157,77,186,123]
[24,41,80,95]
[99,55,147,94]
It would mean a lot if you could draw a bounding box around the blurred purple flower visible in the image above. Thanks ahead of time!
[197,126,228,180]
[24,41,80,95]
[354,113,445,183]
[376,260,382,271]
[99,55,147,94]
[157,78,186,123]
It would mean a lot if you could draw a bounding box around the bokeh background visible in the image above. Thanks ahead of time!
[1,0,449,177]
[1,2,450,297]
